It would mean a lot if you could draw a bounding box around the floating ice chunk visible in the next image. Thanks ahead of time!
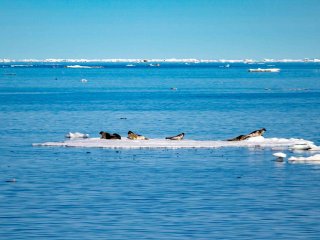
[273,152,287,158]
[289,154,320,161]
[308,144,320,151]
[65,132,89,139]
[290,143,311,151]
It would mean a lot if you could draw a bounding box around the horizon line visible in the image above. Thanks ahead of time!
[1,58,320,63]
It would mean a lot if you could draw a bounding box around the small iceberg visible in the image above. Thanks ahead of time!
[248,68,280,72]
[273,152,287,161]
[65,132,89,139]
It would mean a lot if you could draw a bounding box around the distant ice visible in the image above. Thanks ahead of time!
[34,136,315,150]
[248,68,280,72]
[66,65,92,69]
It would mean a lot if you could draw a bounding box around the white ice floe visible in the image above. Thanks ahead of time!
[273,152,287,159]
[34,136,315,150]
[289,142,320,151]
[65,132,89,139]
[289,154,320,162]
[290,143,311,151]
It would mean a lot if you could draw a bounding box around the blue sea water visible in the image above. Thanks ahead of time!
[1,62,320,239]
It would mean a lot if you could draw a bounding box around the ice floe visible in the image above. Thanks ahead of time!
[34,136,316,150]
[273,152,287,160]
[308,144,320,151]
[289,154,320,162]
[290,143,312,150]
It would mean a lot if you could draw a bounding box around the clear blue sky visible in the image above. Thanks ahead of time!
[0,0,319,59]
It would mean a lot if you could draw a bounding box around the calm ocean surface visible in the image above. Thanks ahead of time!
[1,62,320,239]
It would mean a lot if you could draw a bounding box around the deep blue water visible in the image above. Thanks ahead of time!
[1,62,320,239]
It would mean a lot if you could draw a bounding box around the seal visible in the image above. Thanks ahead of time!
[127,131,149,140]
[111,133,121,140]
[100,131,121,140]
[99,131,110,139]
[246,128,267,138]
[227,128,267,141]
[165,133,185,140]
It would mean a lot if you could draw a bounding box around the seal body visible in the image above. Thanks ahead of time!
[227,128,267,141]
[166,133,185,140]
[227,134,248,141]
[127,131,149,140]
[111,133,121,140]
[100,131,121,140]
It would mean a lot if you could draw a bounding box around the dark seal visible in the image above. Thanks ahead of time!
[227,128,267,141]
[165,133,185,140]
[100,131,121,140]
